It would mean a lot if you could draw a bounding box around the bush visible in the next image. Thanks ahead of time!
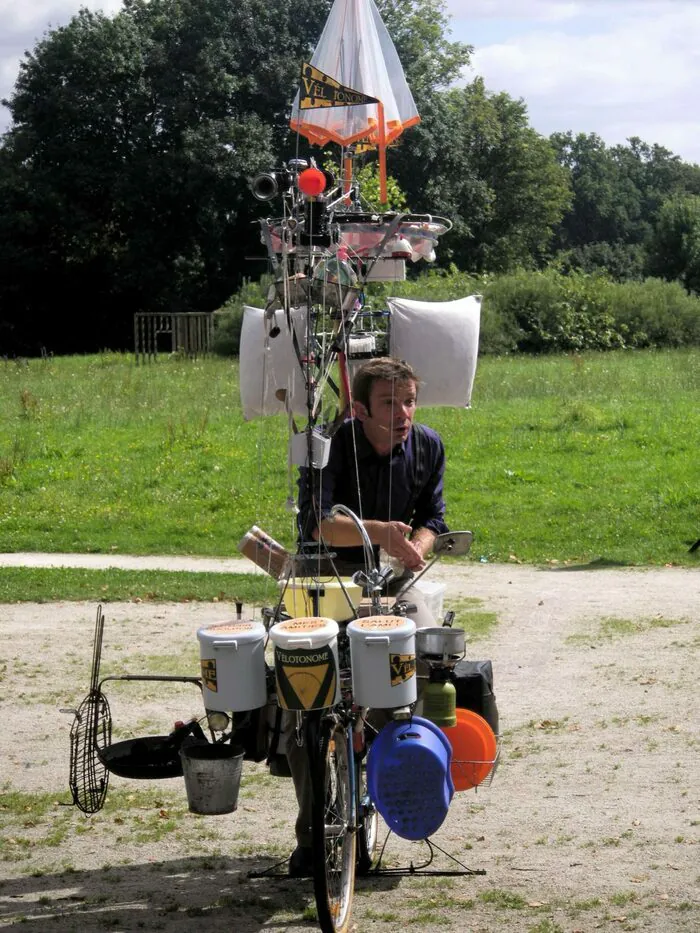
[211,277,272,357]
[483,269,625,353]
[611,277,700,348]
[484,269,700,353]
[212,265,700,357]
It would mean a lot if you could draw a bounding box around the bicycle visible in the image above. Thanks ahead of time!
[266,512,475,933]
[66,522,482,933]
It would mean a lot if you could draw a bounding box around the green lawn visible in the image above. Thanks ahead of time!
[1,349,698,567]
[0,567,278,604]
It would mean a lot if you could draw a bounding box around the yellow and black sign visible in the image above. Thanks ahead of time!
[390,653,416,687]
[299,62,379,110]
[275,645,337,710]
[201,658,217,692]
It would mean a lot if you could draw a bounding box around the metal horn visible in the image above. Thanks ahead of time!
[251,173,280,201]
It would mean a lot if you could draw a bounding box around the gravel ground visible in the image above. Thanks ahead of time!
[0,560,698,932]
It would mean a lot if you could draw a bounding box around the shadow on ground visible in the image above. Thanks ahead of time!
[0,854,401,932]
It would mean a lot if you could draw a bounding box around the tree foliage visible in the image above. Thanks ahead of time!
[550,132,700,280]
[374,0,472,99]
[646,195,700,294]
[0,0,698,355]
[390,78,571,272]
[0,0,328,353]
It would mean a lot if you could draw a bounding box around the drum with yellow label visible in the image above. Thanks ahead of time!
[269,617,340,711]
[347,616,417,708]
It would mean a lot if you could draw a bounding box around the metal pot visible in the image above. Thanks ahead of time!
[415,627,465,662]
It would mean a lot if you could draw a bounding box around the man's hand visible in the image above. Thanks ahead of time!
[374,521,425,571]
[410,526,437,562]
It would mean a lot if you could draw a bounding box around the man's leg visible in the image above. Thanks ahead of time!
[394,582,435,631]
[282,710,313,851]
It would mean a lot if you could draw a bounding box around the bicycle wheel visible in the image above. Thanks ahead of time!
[356,754,378,874]
[309,714,357,933]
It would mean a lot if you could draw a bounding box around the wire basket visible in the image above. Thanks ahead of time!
[452,738,501,792]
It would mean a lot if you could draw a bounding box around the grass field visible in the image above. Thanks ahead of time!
[0,567,278,604]
[1,349,698,568]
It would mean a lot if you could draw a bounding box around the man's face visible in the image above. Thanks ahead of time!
[356,378,417,452]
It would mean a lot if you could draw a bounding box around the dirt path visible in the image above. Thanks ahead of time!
[0,563,698,932]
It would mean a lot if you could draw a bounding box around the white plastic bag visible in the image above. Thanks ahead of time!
[387,295,482,408]
[239,306,309,420]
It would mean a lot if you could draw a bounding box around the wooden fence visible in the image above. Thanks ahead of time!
[134,312,213,363]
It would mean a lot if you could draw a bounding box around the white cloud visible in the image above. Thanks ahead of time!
[0,0,123,114]
[468,2,700,164]
[448,0,581,23]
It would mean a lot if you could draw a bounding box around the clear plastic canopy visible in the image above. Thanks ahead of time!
[289,0,420,148]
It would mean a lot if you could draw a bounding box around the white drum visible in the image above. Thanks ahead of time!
[347,616,417,708]
[269,617,340,711]
[197,620,267,713]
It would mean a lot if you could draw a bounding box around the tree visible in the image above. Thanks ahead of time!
[647,195,700,294]
[0,0,328,354]
[374,0,472,100]
[549,132,700,281]
[549,132,645,249]
[390,78,571,272]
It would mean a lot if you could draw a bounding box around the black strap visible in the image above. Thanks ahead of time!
[412,423,428,490]
[405,423,429,521]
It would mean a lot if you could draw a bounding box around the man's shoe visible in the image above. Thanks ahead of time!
[288,845,314,878]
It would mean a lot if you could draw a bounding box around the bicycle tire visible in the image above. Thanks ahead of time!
[308,713,357,933]
[355,754,378,874]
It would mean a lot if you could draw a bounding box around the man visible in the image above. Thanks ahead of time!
[288,356,449,875]
[298,356,448,614]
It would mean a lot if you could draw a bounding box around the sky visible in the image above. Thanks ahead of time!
[1,0,698,165]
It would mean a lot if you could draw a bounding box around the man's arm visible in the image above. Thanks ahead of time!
[315,515,426,571]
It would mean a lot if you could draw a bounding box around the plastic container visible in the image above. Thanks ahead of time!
[366,716,454,840]
[180,743,244,814]
[347,616,417,708]
[441,707,497,791]
[280,578,362,623]
[269,617,340,711]
[197,620,267,713]
[414,580,446,622]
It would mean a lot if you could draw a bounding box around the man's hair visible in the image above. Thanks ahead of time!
[352,357,419,412]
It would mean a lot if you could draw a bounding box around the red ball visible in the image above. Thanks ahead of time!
[298,167,327,197]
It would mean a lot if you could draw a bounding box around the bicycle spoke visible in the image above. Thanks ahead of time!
[309,716,357,933]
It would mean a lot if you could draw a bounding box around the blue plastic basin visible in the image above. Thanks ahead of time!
[366,716,454,840]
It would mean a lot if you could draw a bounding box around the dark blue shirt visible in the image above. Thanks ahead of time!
[298,420,449,566]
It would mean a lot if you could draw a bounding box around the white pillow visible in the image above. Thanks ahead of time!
[239,306,309,420]
[387,295,482,407]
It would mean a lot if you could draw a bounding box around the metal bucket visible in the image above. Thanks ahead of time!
[180,743,244,815]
